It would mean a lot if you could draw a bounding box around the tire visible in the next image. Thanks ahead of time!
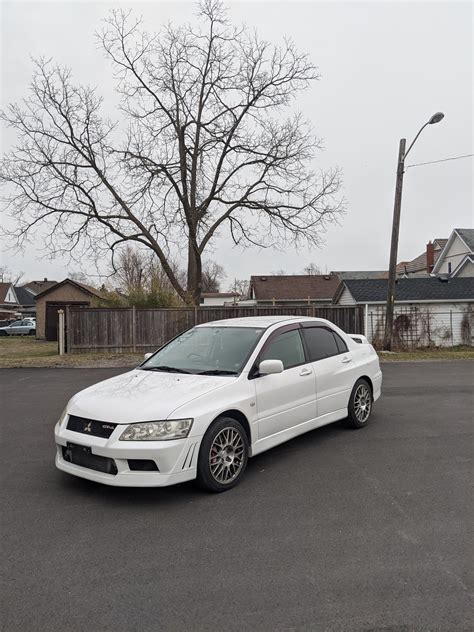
[0,331,7,336]
[346,378,373,429]
[28,330,35,335]
[196,417,249,493]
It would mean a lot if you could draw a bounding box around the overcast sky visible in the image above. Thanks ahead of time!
[1,0,472,286]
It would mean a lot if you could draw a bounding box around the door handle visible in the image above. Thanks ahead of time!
[299,368,312,376]
[342,356,352,363]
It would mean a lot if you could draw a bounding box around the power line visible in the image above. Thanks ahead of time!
[405,153,474,168]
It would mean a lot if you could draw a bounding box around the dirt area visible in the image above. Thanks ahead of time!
[0,336,472,368]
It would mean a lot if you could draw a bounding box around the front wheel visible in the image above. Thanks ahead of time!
[197,417,249,493]
[346,378,373,428]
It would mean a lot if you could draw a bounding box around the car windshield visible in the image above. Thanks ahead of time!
[140,326,264,375]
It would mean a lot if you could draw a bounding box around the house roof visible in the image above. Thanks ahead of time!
[22,279,58,295]
[456,228,474,252]
[202,292,239,298]
[396,239,447,275]
[34,278,105,300]
[13,286,36,306]
[0,283,17,304]
[250,275,340,301]
[432,228,474,274]
[332,271,387,280]
[338,277,474,303]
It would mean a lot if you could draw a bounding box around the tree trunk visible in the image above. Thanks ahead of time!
[187,241,202,306]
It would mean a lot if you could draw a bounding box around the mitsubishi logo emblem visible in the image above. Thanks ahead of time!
[84,422,92,433]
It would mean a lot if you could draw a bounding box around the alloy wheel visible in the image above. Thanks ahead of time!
[209,427,245,484]
[354,384,371,423]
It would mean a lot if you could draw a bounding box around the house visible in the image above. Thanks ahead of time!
[431,228,474,278]
[334,277,474,347]
[13,286,37,317]
[396,238,448,277]
[249,274,340,305]
[35,279,105,340]
[200,292,239,306]
[0,283,22,322]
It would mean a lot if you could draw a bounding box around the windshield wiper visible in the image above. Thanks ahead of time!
[198,369,238,376]
[141,365,191,374]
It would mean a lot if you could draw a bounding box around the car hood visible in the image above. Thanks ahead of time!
[67,369,237,423]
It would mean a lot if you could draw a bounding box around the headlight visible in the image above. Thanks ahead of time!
[57,407,68,428]
[119,419,193,441]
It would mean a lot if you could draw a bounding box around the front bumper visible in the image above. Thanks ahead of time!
[55,420,201,487]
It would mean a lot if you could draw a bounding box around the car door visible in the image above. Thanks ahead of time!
[7,321,23,335]
[253,325,317,439]
[300,324,355,418]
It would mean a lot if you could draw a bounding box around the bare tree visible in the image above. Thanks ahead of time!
[1,0,343,305]
[302,262,321,275]
[228,278,250,298]
[201,260,225,293]
[0,266,24,285]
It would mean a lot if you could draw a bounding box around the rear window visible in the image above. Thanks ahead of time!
[302,327,340,361]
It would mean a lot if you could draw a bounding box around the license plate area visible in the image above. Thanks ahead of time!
[62,442,117,475]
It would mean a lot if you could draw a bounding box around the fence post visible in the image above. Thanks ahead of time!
[132,306,136,353]
[57,309,65,356]
[450,310,453,347]
[65,305,71,354]
[194,306,198,325]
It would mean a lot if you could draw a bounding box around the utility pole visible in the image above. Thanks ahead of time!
[383,138,406,351]
[382,112,444,350]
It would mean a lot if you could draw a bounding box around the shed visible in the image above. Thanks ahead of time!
[34,279,105,340]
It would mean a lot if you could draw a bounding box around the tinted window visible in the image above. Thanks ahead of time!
[302,327,339,361]
[260,329,305,369]
[333,331,348,354]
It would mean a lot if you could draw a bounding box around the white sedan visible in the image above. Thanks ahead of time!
[55,316,382,492]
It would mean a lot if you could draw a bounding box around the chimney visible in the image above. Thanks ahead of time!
[426,242,435,273]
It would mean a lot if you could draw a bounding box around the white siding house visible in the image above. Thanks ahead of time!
[334,277,474,347]
[432,228,474,277]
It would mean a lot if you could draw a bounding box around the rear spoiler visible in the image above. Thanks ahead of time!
[350,334,369,345]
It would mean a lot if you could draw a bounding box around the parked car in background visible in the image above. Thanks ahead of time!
[55,316,382,492]
[0,319,36,336]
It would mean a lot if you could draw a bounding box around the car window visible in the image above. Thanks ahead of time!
[260,329,305,369]
[10,321,22,327]
[333,331,348,354]
[302,327,340,361]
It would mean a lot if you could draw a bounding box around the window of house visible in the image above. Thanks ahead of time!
[301,327,341,361]
[448,262,452,274]
[260,329,305,369]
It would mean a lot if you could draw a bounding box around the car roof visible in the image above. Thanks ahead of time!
[196,315,332,329]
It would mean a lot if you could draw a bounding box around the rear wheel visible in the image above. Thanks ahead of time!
[28,329,35,335]
[197,417,249,493]
[346,378,373,428]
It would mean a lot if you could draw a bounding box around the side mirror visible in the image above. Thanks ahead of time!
[258,359,284,375]
[144,353,153,361]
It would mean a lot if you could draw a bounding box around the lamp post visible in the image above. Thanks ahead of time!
[383,112,444,351]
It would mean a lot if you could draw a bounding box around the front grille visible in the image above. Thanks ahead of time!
[67,415,117,438]
[62,443,117,475]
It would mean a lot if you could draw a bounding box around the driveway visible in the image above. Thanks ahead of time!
[1,362,473,631]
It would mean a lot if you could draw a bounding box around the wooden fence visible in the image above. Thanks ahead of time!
[66,305,365,354]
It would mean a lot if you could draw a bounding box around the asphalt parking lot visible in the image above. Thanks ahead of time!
[1,362,473,631]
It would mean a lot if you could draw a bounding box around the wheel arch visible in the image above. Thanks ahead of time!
[357,375,374,398]
[213,409,252,445]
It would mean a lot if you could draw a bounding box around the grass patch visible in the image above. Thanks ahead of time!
[0,336,142,368]
[378,345,474,361]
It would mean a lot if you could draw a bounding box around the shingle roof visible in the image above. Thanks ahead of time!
[13,286,36,306]
[456,228,474,252]
[34,278,105,300]
[22,280,58,295]
[396,241,446,275]
[341,277,474,303]
[250,275,340,301]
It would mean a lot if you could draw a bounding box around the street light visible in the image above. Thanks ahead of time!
[383,112,444,351]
